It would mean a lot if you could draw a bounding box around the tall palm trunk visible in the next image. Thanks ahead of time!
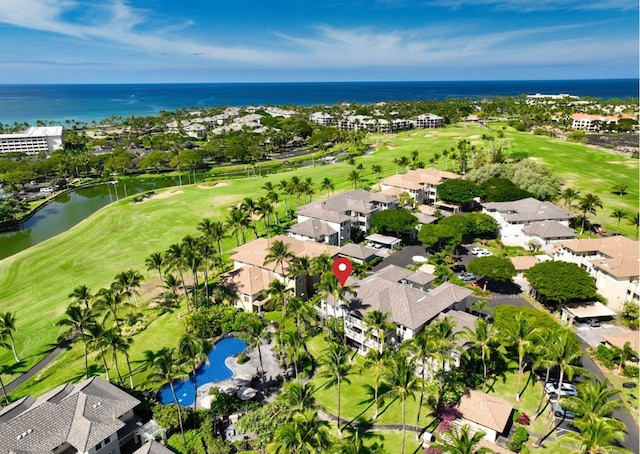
[8,333,19,362]
[125,354,134,389]
[534,366,552,419]
[337,377,342,436]
[80,327,89,378]
[170,382,188,447]
[0,375,8,405]
[98,346,111,382]
[257,342,266,391]
[112,349,124,386]
[481,348,487,392]
[177,268,191,313]
[415,368,425,439]
[401,396,407,454]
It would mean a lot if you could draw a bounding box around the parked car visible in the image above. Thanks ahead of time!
[476,250,493,257]
[457,272,476,281]
[470,247,485,255]
[550,399,579,419]
[451,264,466,273]
[545,382,578,397]
[586,318,600,327]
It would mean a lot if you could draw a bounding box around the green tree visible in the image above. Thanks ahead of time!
[268,409,331,454]
[370,209,418,237]
[559,416,629,454]
[437,179,483,204]
[610,208,627,235]
[145,252,165,284]
[362,310,395,353]
[563,379,623,421]
[467,256,516,288]
[361,348,389,421]
[149,348,188,447]
[578,193,603,236]
[431,424,492,454]
[198,218,227,255]
[501,314,538,401]
[178,333,208,416]
[382,350,420,454]
[277,380,317,411]
[320,177,335,197]
[264,239,294,278]
[56,304,97,379]
[561,187,581,209]
[524,261,598,307]
[68,284,93,310]
[318,341,351,436]
[462,317,499,391]
[0,311,20,362]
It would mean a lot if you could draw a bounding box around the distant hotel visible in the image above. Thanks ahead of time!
[0,126,63,155]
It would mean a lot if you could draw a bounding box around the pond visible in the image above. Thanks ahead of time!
[158,337,248,407]
[0,176,180,260]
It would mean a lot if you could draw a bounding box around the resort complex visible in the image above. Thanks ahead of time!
[0,94,638,454]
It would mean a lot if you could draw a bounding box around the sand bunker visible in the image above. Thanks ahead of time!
[198,182,228,189]
[139,190,184,203]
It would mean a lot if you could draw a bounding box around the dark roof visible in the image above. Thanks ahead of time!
[0,376,139,453]
[133,440,175,454]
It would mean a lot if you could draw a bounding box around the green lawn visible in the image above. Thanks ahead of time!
[1,123,637,398]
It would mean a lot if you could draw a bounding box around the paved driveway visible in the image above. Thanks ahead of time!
[574,321,632,348]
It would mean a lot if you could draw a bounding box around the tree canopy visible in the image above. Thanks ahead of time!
[479,177,533,202]
[371,209,418,236]
[467,256,516,282]
[437,179,483,204]
[524,261,598,305]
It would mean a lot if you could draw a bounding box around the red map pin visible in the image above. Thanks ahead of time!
[332,257,353,288]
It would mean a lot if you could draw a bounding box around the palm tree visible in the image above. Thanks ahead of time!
[87,323,111,382]
[462,317,498,391]
[320,177,335,198]
[264,279,292,318]
[362,310,395,354]
[561,187,580,209]
[430,424,492,454]
[161,273,183,318]
[318,341,351,436]
[371,164,382,187]
[277,380,317,411]
[266,190,280,226]
[578,193,603,236]
[280,330,307,379]
[178,333,208,416]
[269,409,331,454]
[361,348,388,421]
[534,330,583,447]
[288,255,314,301]
[560,416,630,454]
[0,311,20,362]
[331,425,385,454]
[256,196,273,237]
[93,287,125,333]
[610,208,628,235]
[240,317,268,391]
[382,350,420,454]
[348,169,362,190]
[532,328,563,419]
[145,252,165,284]
[316,273,355,340]
[226,206,249,245]
[165,242,192,313]
[501,314,538,401]
[56,304,97,378]
[610,341,637,373]
[264,239,294,278]
[68,284,93,309]
[114,269,143,309]
[149,348,188,447]
[197,218,227,255]
[563,379,623,421]
[181,236,203,309]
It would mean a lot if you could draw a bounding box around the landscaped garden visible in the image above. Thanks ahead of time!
[0,121,637,453]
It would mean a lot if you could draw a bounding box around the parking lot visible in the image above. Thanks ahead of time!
[573,321,632,348]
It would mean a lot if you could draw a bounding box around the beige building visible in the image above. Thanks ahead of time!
[380,168,461,206]
[455,390,513,443]
[553,236,640,312]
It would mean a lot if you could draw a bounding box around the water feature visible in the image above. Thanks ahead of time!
[158,337,248,407]
[0,176,179,259]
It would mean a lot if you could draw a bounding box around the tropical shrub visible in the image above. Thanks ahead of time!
[508,426,530,452]
[623,365,639,378]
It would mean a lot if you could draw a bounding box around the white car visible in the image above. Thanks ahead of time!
[470,247,486,255]
[476,250,493,257]
[545,382,578,397]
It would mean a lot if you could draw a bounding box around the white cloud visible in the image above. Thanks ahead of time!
[425,0,637,12]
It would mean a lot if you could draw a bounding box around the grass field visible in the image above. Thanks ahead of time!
[0,123,637,398]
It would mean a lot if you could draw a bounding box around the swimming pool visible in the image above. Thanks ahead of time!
[158,337,247,406]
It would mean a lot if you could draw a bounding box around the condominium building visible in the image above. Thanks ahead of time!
[0,126,63,155]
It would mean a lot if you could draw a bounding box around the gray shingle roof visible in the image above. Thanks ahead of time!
[522,220,575,239]
[0,376,139,453]
[482,198,572,223]
[326,270,471,331]
[289,219,338,237]
[298,189,394,222]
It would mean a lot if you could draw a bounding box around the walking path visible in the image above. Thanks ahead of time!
[4,338,73,394]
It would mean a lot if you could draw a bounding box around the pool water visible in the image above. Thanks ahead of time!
[158,337,247,406]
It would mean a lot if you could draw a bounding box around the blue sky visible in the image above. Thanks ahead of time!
[1,0,637,83]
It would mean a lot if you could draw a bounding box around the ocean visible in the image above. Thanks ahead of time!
[0,79,637,126]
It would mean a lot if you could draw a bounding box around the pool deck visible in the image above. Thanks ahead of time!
[195,335,283,409]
